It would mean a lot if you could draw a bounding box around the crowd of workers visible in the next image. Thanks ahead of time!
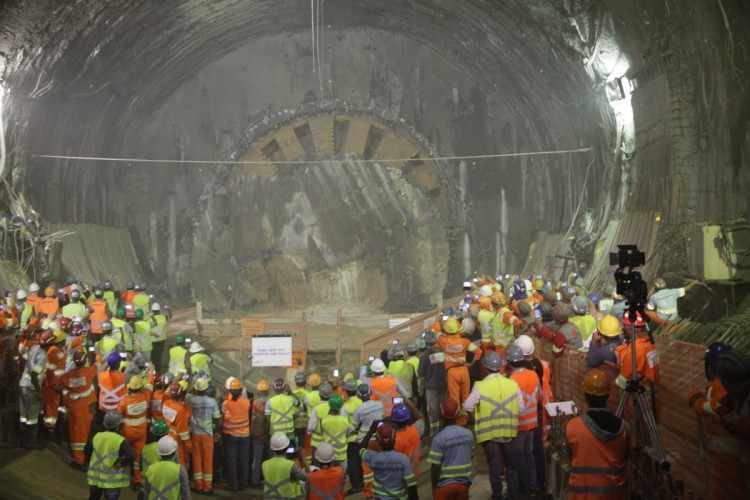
[2,272,748,500]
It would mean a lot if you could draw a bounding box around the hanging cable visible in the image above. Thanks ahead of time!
[32,147,593,167]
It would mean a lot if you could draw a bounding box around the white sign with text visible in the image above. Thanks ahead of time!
[251,336,293,367]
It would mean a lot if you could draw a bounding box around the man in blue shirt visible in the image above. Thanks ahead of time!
[360,420,418,500]
[427,398,474,498]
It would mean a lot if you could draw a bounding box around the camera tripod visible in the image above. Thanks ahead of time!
[616,321,682,499]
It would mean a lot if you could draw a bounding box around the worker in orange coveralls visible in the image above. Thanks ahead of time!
[60,347,97,467]
[162,379,192,465]
[118,374,151,485]
[42,329,67,432]
[688,341,750,499]
[436,316,479,426]
[614,312,659,390]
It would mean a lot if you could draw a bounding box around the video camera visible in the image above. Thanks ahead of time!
[610,244,648,322]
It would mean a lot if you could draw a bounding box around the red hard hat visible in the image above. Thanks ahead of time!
[440,398,461,420]
[622,311,646,328]
[39,330,54,347]
[59,317,72,332]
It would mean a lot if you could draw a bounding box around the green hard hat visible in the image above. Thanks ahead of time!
[328,394,343,412]
[175,335,186,345]
[135,308,144,320]
[151,419,169,437]
[116,307,126,318]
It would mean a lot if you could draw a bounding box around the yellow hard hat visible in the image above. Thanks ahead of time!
[598,315,622,337]
[491,292,507,307]
[478,296,493,310]
[443,317,463,335]
[52,329,67,343]
[533,278,544,291]
[582,368,611,396]
[128,375,145,391]
[308,373,321,388]
[256,378,270,392]
[343,372,355,382]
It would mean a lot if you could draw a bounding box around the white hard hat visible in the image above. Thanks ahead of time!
[225,376,237,390]
[157,436,178,456]
[151,302,161,312]
[462,281,472,289]
[16,289,27,301]
[315,442,335,464]
[189,342,204,354]
[29,283,40,293]
[515,335,535,357]
[370,358,386,374]
[479,285,493,297]
[270,432,290,451]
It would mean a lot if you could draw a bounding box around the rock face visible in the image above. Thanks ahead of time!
[1,1,748,309]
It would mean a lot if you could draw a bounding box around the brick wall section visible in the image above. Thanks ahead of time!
[539,337,746,499]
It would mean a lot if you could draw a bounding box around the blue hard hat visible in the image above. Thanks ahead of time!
[705,342,732,378]
[391,403,411,424]
[512,280,527,300]
[106,351,122,370]
[442,307,455,317]
[588,293,601,306]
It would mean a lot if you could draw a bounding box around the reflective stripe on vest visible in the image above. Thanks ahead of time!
[99,380,126,411]
[145,461,181,500]
[269,395,295,433]
[263,457,304,499]
[87,432,130,489]
[308,476,345,500]
[321,416,349,460]
[311,403,331,448]
[474,376,519,442]
[69,385,95,401]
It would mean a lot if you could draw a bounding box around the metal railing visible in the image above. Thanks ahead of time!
[359,297,462,362]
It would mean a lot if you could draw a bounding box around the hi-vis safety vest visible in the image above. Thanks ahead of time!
[90,300,109,334]
[144,460,181,500]
[87,432,130,489]
[190,352,211,379]
[262,456,304,499]
[491,307,515,347]
[268,393,296,435]
[141,442,161,473]
[62,301,88,320]
[388,360,414,399]
[20,303,34,329]
[121,392,149,429]
[103,290,117,316]
[151,314,168,342]
[111,318,133,351]
[321,414,349,461]
[308,466,346,500]
[98,370,127,411]
[292,388,309,429]
[370,376,398,416]
[510,368,541,431]
[311,402,331,448]
[473,375,520,443]
[133,320,152,353]
[168,345,188,375]
[566,414,628,499]
[343,396,363,443]
[222,397,251,437]
[305,390,321,413]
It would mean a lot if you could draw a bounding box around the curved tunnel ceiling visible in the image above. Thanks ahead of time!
[0,0,632,310]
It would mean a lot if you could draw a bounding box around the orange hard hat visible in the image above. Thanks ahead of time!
[478,296,493,310]
[256,378,270,392]
[491,292,507,306]
[582,368,611,396]
[44,287,55,298]
[229,378,244,390]
[308,372,321,388]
